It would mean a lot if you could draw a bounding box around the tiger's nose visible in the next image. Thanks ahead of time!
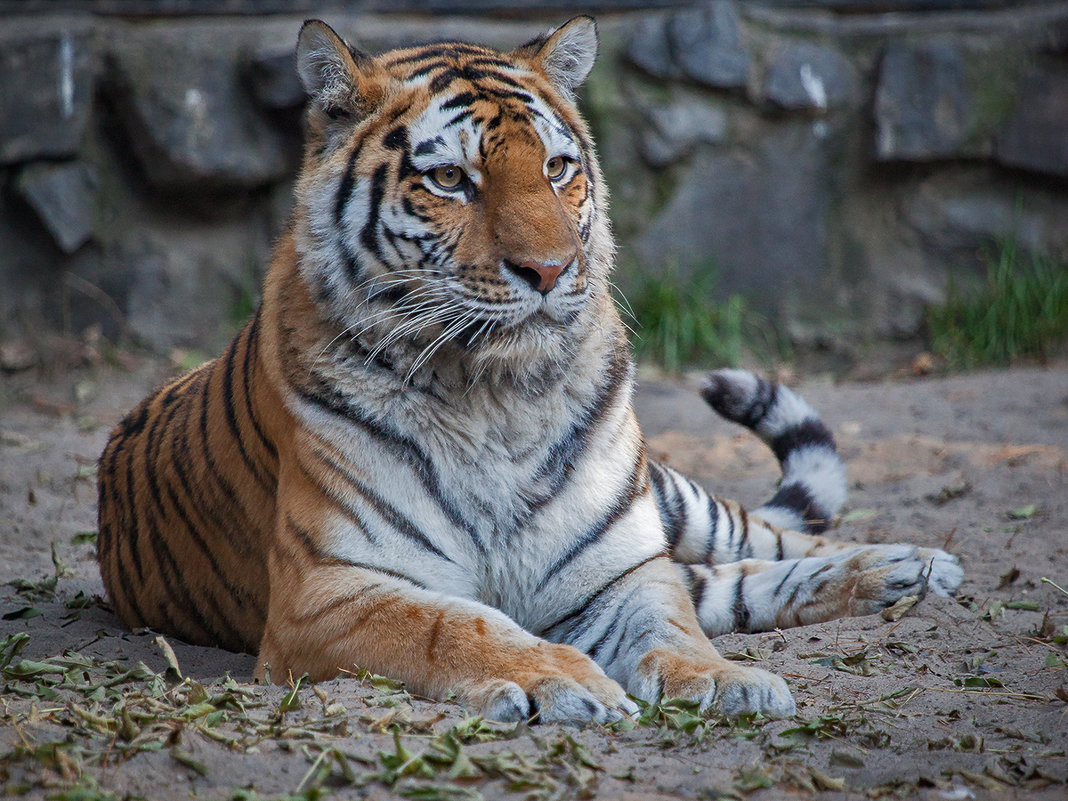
[504,259,569,295]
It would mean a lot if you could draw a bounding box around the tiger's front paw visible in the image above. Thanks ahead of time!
[630,649,796,719]
[464,643,638,725]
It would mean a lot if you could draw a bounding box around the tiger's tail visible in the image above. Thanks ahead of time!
[699,369,846,535]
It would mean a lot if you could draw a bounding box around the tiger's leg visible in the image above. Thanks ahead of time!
[678,545,940,637]
[255,530,638,724]
[543,555,796,718]
[652,464,963,598]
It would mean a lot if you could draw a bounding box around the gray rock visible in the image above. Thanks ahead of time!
[15,161,97,254]
[995,64,1068,179]
[626,16,678,80]
[247,47,305,110]
[873,41,980,161]
[107,39,291,191]
[640,99,728,167]
[0,24,94,165]
[634,121,835,312]
[762,41,859,112]
[667,1,751,91]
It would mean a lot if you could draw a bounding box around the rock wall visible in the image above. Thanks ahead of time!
[2,2,1066,363]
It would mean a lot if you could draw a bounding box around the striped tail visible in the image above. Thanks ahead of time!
[699,369,846,535]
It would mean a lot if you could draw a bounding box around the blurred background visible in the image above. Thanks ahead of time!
[1,0,1066,378]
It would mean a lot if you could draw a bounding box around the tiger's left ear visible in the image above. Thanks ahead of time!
[517,16,598,100]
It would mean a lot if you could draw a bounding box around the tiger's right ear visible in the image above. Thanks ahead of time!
[296,20,384,119]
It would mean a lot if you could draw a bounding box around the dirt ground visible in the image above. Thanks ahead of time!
[1,354,1066,801]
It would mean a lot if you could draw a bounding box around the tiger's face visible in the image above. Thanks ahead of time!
[292,19,611,369]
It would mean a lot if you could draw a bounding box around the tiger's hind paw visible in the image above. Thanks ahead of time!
[918,548,963,597]
[630,649,796,719]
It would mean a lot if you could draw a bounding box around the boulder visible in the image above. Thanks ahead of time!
[246,47,305,110]
[15,161,97,254]
[873,41,980,161]
[995,64,1068,179]
[106,37,291,191]
[626,15,678,80]
[639,98,728,167]
[667,1,751,91]
[0,23,93,165]
[634,121,836,311]
[762,41,859,112]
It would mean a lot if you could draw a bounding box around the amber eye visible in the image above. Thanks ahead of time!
[430,165,465,190]
[546,156,568,181]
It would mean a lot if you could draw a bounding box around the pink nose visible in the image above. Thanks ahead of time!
[506,260,567,295]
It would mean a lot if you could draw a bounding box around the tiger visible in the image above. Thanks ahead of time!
[96,17,963,724]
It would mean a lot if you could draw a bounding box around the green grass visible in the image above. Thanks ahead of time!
[624,273,748,372]
[928,239,1068,368]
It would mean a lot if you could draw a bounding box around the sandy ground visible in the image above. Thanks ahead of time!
[1,356,1066,801]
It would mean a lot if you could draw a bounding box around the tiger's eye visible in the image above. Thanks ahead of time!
[431,165,464,189]
[546,156,567,180]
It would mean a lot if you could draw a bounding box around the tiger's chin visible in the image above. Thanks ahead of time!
[464,309,583,374]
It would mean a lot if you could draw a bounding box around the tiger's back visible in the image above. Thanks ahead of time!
[97,314,286,653]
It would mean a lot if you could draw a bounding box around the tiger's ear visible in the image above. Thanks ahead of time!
[518,16,598,100]
[296,20,384,119]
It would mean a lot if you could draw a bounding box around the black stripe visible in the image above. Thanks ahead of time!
[144,511,229,648]
[770,419,835,464]
[541,552,668,640]
[221,338,272,491]
[241,309,279,465]
[307,445,451,562]
[293,382,485,553]
[704,496,720,560]
[591,590,643,663]
[534,455,648,593]
[530,340,630,509]
[122,444,146,584]
[196,362,248,525]
[383,125,408,151]
[649,462,683,550]
[169,382,255,560]
[773,561,801,597]
[731,573,750,632]
[765,482,830,534]
[440,91,477,111]
[691,570,707,612]
[360,164,388,261]
[413,136,444,158]
[335,140,364,281]
[285,517,426,589]
[736,506,751,559]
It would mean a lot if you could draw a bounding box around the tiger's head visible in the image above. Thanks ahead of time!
[290,18,615,375]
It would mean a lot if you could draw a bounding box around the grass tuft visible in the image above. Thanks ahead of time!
[928,239,1068,368]
[625,273,749,372]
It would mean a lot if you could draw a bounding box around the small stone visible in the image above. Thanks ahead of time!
[762,41,859,112]
[0,25,94,165]
[995,64,1068,179]
[667,1,751,91]
[16,161,96,254]
[640,100,728,167]
[246,47,305,110]
[0,341,38,373]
